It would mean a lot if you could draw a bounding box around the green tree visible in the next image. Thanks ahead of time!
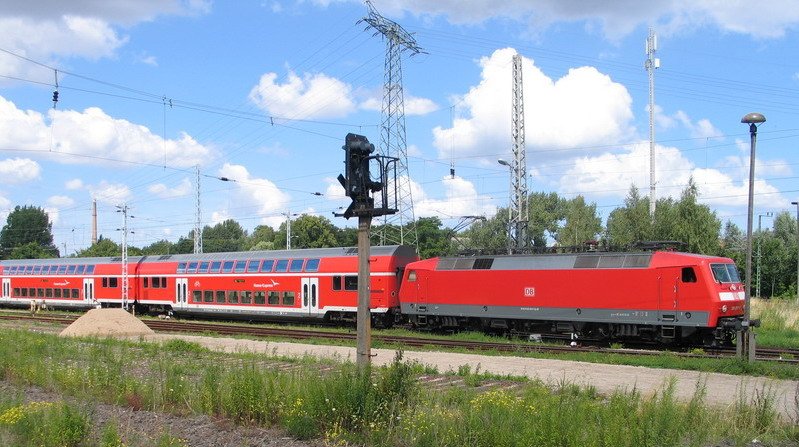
[527,192,566,247]
[141,239,175,255]
[605,186,652,248]
[0,205,58,259]
[415,217,453,259]
[202,220,246,252]
[75,237,121,257]
[336,227,358,247]
[9,242,56,259]
[555,196,602,248]
[670,179,720,254]
[247,225,277,251]
[289,215,338,249]
[459,209,509,254]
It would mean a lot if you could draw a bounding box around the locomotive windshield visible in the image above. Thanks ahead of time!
[710,263,741,283]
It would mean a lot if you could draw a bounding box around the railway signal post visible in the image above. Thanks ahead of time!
[336,133,398,370]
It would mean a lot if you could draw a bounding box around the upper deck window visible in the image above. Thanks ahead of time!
[210,261,222,273]
[86,265,95,275]
[260,260,274,272]
[222,261,234,273]
[199,262,210,273]
[177,262,187,273]
[247,260,260,272]
[234,260,247,274]
[33,266,42,274]
[274,259,289,272]
[187,262,198,273]
[289,259,304,272]
[305,259,320,272]
[711,263,741,283]
[66,265,76,275]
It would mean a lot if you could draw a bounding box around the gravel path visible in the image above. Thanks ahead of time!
[136,333,799,422]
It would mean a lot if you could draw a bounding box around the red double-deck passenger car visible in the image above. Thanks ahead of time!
[0,245,418,325]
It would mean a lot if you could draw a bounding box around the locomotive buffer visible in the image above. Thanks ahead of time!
[335,133,398,369]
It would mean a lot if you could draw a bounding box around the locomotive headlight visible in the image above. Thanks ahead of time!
[721,305,728,313]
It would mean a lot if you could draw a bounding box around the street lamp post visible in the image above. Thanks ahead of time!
[740,112,766,362]
[498,159,513,254]
[756,212,773,298]
[792,201,799,305]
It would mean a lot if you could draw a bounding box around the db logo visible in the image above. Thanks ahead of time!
[730,284,737,291]
[524,287,535,297]
[194,281,201,287]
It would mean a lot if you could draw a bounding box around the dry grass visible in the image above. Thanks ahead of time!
[752,298,799,331]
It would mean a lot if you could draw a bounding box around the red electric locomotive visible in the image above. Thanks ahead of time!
[0,246,418,325]
[399,251,745,345]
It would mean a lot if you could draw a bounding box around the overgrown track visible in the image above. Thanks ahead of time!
[2,313,798,364]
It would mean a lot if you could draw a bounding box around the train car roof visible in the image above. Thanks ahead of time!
[0,245,418,266]
[413,250,734,271]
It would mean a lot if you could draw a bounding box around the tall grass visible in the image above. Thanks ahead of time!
[752,298,799,349]
[1,328,797,447]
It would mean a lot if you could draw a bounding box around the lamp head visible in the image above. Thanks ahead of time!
[741,112,766,125]
[497,159,510,167]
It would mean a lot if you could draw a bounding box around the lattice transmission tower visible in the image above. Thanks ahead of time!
[361,0,423,247]
[509,53,528,253]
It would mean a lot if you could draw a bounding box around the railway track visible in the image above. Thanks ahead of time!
[1,312,797,364]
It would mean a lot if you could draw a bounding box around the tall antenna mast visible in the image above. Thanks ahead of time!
[361,0,423,247]
[645,27,660,217]
[510,53,528,252]
[194,165,202,254]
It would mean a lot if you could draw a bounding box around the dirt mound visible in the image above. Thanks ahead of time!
[59,308,154,338]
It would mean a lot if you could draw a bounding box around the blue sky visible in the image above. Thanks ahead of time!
[1,0,798,255]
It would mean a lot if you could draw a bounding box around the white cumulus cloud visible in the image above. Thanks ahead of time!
[369,0,799,40]
[47,195,74,207]
[0,158,41,184]
[432,48,633,160]
[249,71,356,119]
[217,163,291,226]
[148,178,192,199]
[414,175,497,219]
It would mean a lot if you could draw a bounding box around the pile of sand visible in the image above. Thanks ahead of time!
[60,308,155,338]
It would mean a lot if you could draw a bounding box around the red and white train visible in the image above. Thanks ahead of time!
[0,246,746,345]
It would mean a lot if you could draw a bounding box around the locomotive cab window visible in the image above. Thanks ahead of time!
[681,267,697,283]
[711,264,740,283]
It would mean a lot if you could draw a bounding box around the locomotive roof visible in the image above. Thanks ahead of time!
[0,245,418,266]
[429,250,733,271]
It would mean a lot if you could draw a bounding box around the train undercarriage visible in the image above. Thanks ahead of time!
[407,314,738,347]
